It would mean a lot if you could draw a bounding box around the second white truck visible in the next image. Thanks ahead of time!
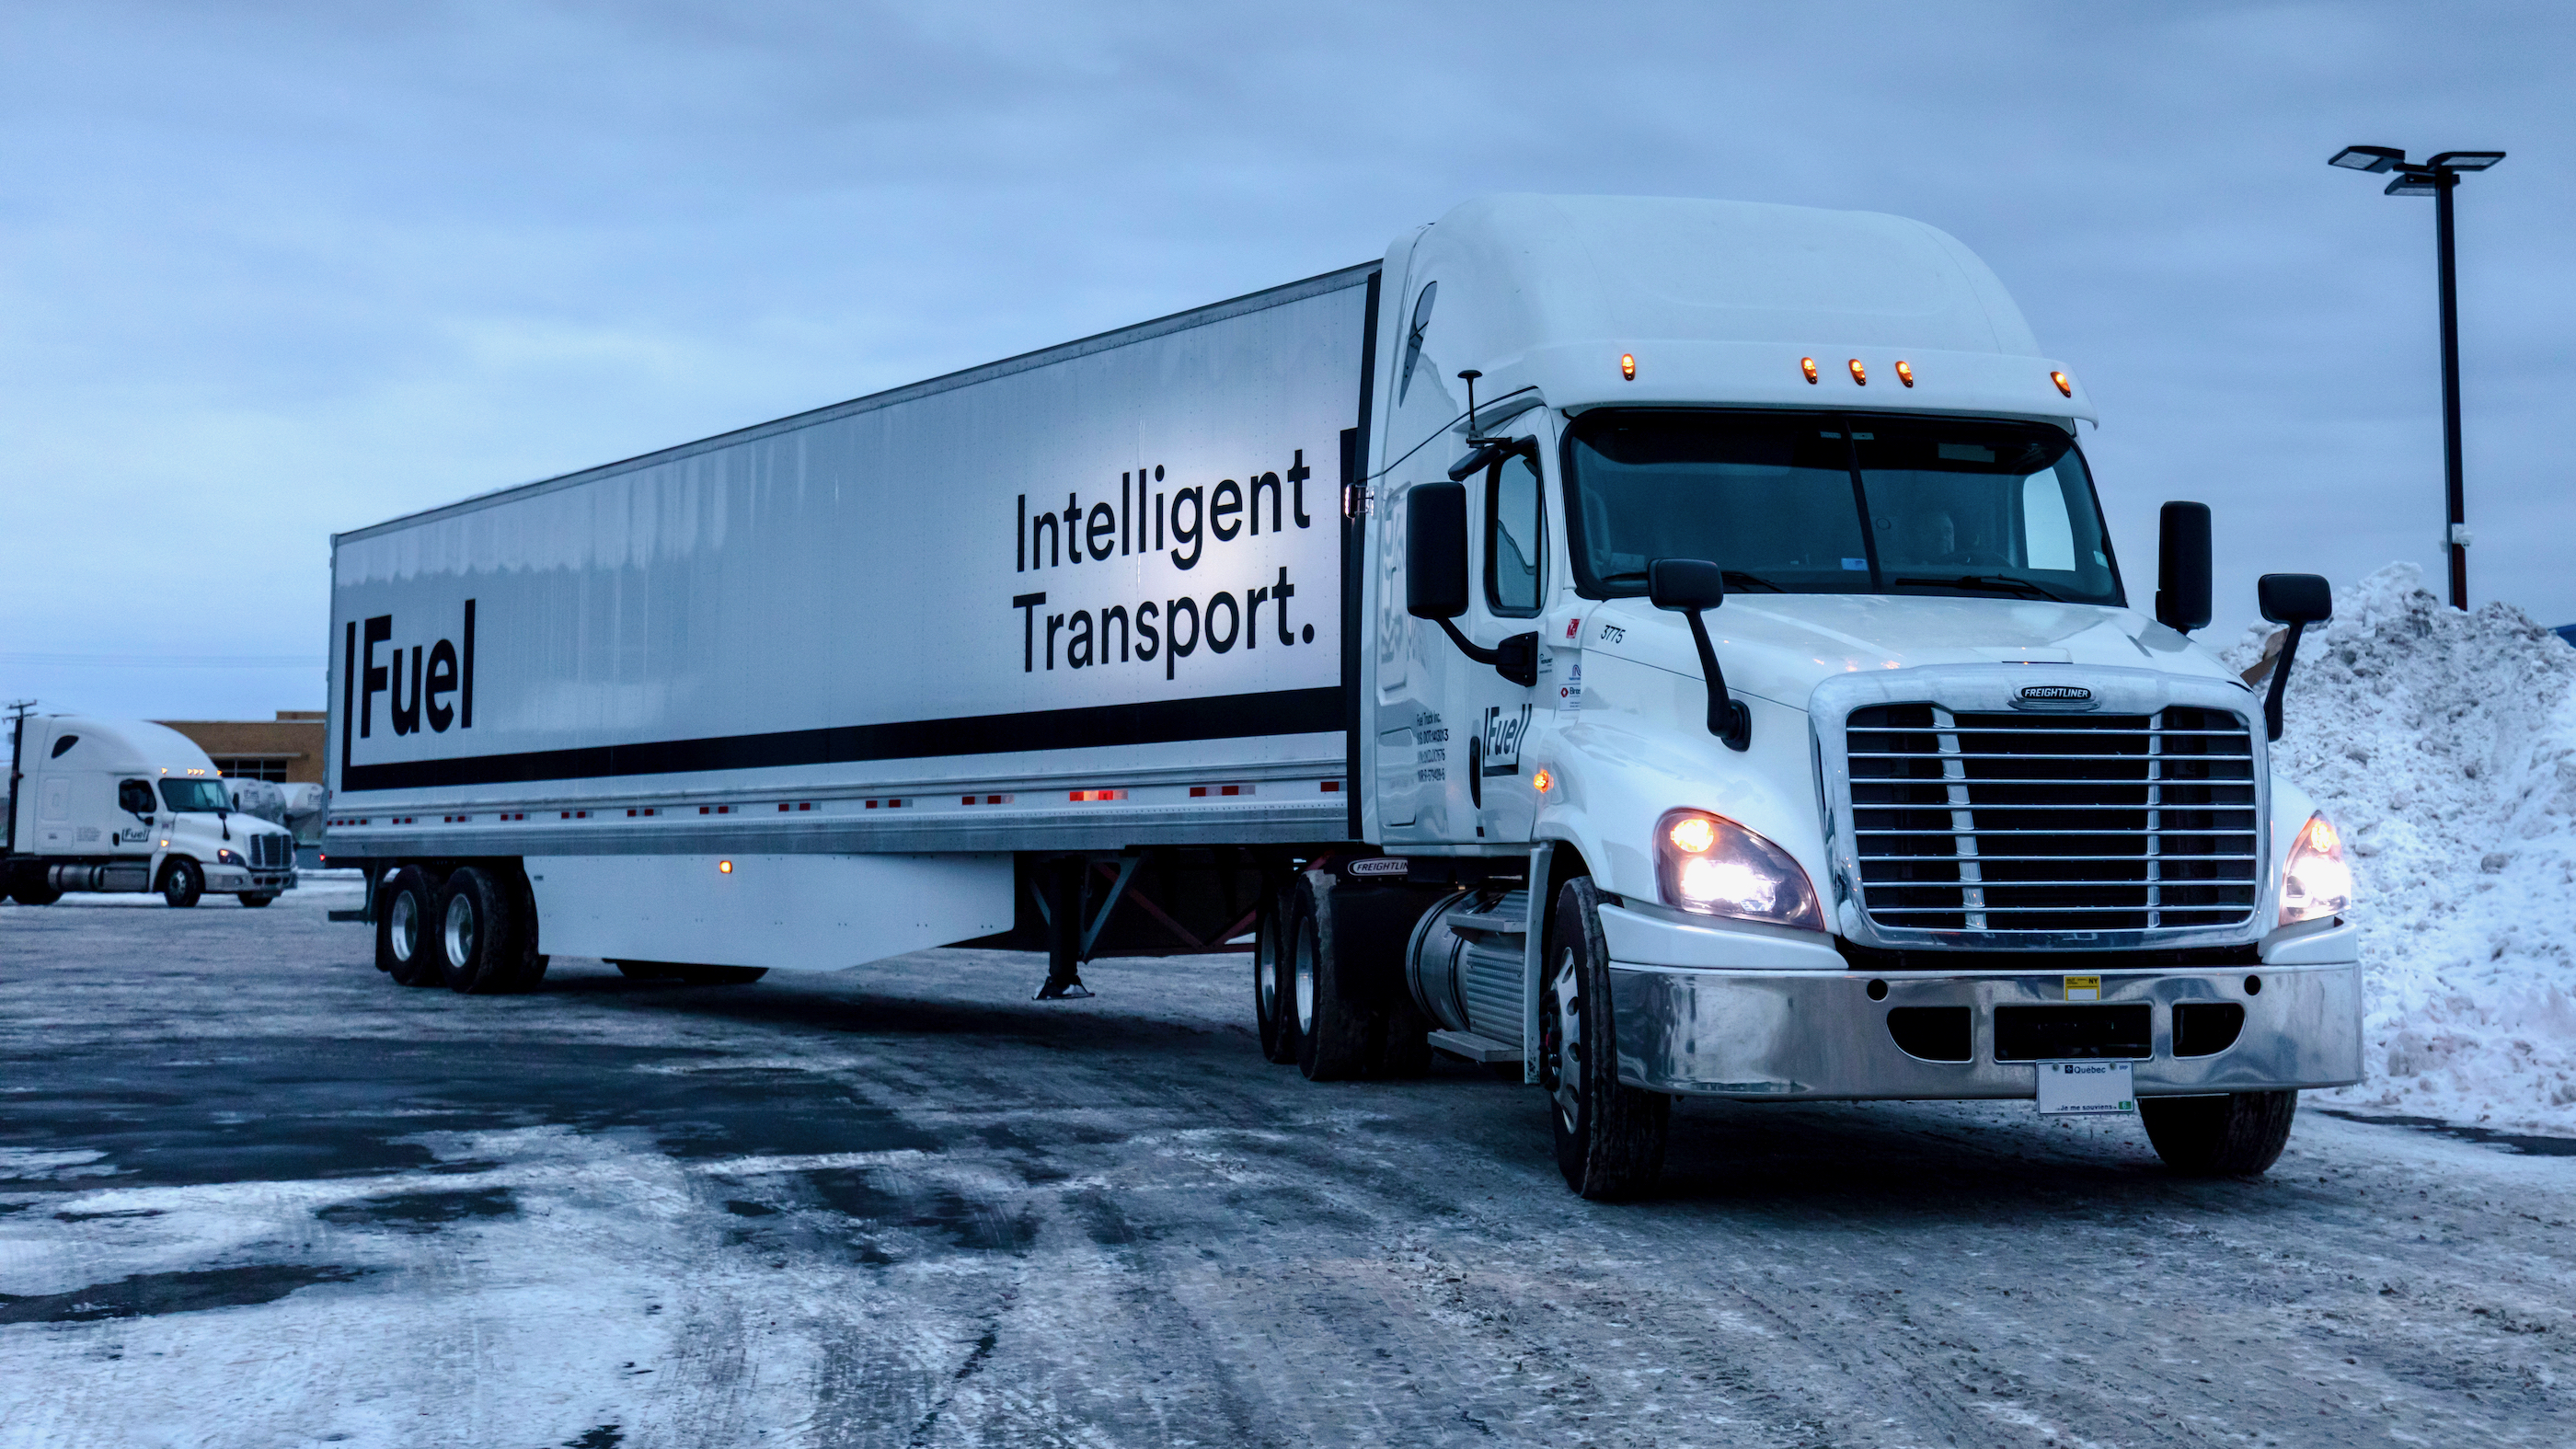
[319,194,2362,1197]
[6,711,300,908]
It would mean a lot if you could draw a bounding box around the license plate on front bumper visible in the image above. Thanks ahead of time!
[2037,1061,2135,1115]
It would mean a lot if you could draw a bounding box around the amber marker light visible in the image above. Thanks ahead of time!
[1800,357,1820,385]
[2051,370,2073,397]
[1894,360,1915,387]
[1848,359,1867,385]
[1667,815,1718,855]
[1532,768,1554,794]
[1620,353,1636,381]
[719,860,733,874]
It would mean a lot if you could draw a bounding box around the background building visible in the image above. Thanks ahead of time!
[156,710,326,783]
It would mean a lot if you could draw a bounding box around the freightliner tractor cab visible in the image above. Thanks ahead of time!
[1338,195,2356,1197]
[4,712,300,908]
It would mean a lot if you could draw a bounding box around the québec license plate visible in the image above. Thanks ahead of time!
[2037,1060,2136,1115]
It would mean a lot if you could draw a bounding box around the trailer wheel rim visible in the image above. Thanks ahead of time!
[1256,926,1279,1024]
[1292,915,1318,1036]
[1546,947,1582,1134]
[388,891,419,961]
[443,893,477,972]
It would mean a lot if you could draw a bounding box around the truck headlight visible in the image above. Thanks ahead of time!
[215,849,241,867]
[1654,809,1825,931]
[2279,811,2352,926]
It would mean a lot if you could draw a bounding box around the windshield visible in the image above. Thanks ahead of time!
[158,778,231,813]
[1564,410,2123,605]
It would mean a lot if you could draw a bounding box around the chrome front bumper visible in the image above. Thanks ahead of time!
[208,867,297,893]
[1610,958,2363,1099]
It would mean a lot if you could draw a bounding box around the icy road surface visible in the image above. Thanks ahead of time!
[4,885,2571,1448]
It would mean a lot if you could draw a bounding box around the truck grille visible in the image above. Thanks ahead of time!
[1846,704,2258,936]
[250,834,291,869]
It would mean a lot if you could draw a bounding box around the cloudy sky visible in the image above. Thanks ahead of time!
[5,0,2568,719]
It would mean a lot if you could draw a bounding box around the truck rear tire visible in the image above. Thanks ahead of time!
[159,857,203,909]
[1542,877,1668,1201]
[1254,880,1297,1064]
[376,867,443,987]
[1290,871,1372,1081]
[8,875,61,906]
[237,892,276,908]
[434,866,530,995]
[2141,1089,2298,1177]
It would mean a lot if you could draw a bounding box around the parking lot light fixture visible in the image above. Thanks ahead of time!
[2329,144,2506,610]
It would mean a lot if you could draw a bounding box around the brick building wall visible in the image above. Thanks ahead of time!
[155,710,328,784]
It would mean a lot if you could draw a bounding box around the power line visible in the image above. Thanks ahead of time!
[0,653,324,670]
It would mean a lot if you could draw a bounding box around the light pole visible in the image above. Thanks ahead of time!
[2329,145,2505,611]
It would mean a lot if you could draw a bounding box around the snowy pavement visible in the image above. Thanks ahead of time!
[4,885,2572,1448]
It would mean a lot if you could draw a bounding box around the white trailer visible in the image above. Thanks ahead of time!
[324,194,2362,1196]
[5,711,300,907]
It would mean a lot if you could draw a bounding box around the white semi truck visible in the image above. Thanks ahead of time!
[322,194,2360,1197]
[5,712,300,907]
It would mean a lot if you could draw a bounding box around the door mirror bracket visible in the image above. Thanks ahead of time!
[1650,558,1751,751]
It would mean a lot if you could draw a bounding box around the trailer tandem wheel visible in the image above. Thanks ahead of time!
[434,866,529,995]
[376,867,443,987]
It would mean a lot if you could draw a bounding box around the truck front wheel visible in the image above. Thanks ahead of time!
[2140,1090,2298,1177]
[1541,877,1668,1201]
[160,857,203,909]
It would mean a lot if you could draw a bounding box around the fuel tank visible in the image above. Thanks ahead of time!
[1405,888,1530,1048]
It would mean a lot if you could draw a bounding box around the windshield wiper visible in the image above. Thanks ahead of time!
[1598,568,1783,592]
[1892,573,2070,603]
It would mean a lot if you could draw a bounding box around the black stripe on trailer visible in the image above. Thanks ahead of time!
[338,685,1344,792]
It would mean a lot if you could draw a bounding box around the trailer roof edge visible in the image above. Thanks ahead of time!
[334,259,1383,546]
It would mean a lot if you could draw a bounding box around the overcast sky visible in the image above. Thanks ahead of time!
[5,0,2568,720]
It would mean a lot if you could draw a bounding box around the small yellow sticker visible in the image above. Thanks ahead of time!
[2064,975,2102,1002]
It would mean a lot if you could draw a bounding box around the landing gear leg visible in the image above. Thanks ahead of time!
[1036,856,1092,1000]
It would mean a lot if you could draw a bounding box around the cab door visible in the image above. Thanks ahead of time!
[1374,412,1559,847]
[1452,422,1554,843]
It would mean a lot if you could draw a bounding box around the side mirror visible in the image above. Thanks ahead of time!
[1647,558,1749,751]
[2255,571,2333,742]
[1648,558,1727,613]
[2259,573,2332,626]
[2156,501,2212,633]
[1405,481,1470,621]
[1403,478,1537,687]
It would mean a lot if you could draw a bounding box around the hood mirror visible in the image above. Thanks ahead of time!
[2256,572,2332,742]
[1649,558,1750,751]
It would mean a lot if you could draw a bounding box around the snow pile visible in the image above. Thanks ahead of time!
[2224,562,2576,1135]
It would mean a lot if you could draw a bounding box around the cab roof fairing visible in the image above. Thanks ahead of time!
[1393,193,2097,429]
[22,716,223,776]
